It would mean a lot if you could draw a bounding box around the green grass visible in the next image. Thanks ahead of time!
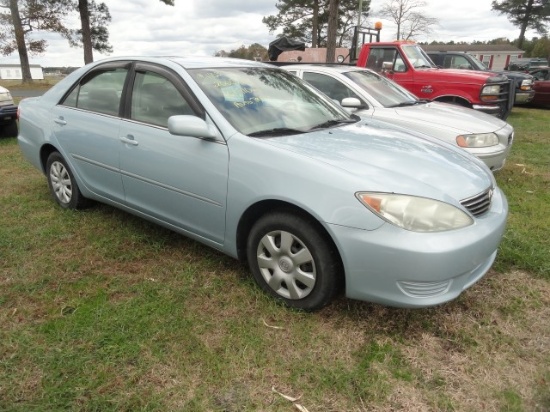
[493,108,550,277]
[0,107,549,411]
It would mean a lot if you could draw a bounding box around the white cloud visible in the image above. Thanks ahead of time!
[2,0,541,68]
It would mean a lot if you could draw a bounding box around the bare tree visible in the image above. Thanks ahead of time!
[379,0,438,40]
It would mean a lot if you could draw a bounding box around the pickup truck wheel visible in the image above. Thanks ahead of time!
[46,152,90,210]
[0,120,17,138]
[436,96,471,108]
[247,211,342,311]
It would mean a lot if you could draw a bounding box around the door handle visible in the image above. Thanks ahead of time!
[120,135,139,146]
[54,117,67,126]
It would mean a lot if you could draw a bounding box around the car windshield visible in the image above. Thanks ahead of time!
[343,70,420,107]
[402,45,435,68]
[188,67,354,136]
[531,61,548,68]
[467,54,489,71]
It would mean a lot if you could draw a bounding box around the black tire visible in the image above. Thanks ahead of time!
[46,152,90,210]
[0,120,18,138]
[247,211,342,311]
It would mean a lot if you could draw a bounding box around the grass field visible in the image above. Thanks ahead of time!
[0,107,549,411]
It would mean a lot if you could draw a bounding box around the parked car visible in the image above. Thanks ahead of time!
[506,58,548,72]
[0,85,18,137]
[426,51,535,105]
[283,64,514,171]
[17,57,508,311]
[529,67,550,106]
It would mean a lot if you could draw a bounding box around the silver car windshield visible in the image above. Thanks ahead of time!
[189,67,354,136]
[344,70,419,107]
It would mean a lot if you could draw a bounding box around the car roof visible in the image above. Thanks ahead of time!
[281,64,365,74]
[92,56,271,70]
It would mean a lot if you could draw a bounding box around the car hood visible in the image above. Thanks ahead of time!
[415,68,506,84]
[263,120,493,202]
[371,101,508,135]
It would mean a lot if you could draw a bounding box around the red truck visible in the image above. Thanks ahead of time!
[350,26,513,119]
[270,25,514,119]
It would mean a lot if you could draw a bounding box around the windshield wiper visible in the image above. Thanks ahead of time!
[248,128,305,137]
[308,118,358,131]
[388,101,423,108]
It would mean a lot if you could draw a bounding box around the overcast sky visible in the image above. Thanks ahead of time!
[4,0,539,68]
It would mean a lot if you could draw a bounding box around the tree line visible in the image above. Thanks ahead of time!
[230,0,548,61]
[0,0,173,83]
[1,0,548,83]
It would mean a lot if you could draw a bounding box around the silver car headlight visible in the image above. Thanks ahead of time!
[356,192,474,232]
[456,132,499,148]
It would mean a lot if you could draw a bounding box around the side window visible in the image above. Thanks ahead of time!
[130,71,194,128]
[63,68,127,116]
[368,48,406,73]
[302,72,361,103]
[450,56,472,70]
[393,54,406,72]
[366,48,385,71]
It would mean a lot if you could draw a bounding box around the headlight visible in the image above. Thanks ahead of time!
[356,192,473,232]
[520,79,533,90]
[456,132,499,148]
[481,85,500,95]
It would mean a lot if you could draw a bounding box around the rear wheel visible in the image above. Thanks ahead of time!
[247,211,342,311]
[46,152,90,209]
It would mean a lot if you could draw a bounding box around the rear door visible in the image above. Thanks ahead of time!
[53,63,129,202]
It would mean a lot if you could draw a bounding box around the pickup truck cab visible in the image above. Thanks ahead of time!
[356,40,513,119]
[427,50,535,105]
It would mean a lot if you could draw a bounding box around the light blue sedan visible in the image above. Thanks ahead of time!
[17,57,508,310]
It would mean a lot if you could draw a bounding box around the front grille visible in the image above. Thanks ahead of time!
[461,187,493,217]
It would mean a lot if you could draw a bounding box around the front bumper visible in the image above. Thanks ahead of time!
[513,90,535,105]
[0,104,17,124]
[470,145,510,171]
[328,187,508,308]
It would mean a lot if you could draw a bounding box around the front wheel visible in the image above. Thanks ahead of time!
[247,211,342,311]
[46,152,90,209]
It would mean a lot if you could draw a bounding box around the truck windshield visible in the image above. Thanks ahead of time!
[402,45,435,69]
[344,70,421,107]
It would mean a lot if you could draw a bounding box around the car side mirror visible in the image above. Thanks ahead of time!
[167,115,219,140]
[341,97,364,110]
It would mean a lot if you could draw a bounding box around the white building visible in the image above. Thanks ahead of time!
[0,63,44,80]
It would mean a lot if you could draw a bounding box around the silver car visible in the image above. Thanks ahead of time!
[17,57,508,310]
[283,64,514,171]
